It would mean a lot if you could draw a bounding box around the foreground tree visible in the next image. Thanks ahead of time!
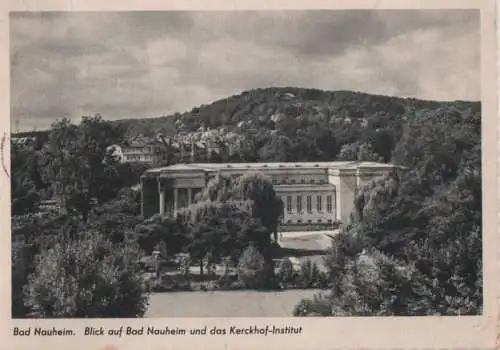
[12,210,86,317]
[24,231,148,318]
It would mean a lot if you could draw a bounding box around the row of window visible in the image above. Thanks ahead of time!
[124,155,154,161]
[271,175,327,185]
[122,146,159,154]
[284,219,334,224]
[285,195,334,213]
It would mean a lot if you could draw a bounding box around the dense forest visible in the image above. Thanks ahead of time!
[11,87,482,316]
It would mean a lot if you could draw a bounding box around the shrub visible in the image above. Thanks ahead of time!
[277,258,295,284]
[151,274,192,292]
[293,293,332,317]
[298,259,322,288]
[178,255,192,288]
[295,249,417,316]
[327,250,415,316]
[237,244,270,289]
[24,232,149,318]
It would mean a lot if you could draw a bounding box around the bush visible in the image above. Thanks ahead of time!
[24,232,149,318]
[151,274,192,292]
[277,258,296,284]
[237,244,270,289]
[328,249,417,316]
[293,293,332,316]
[297,259,325,289]
[296,249,417,316]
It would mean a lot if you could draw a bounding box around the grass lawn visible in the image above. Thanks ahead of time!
[145,231,332,317]
[145,289,323,317]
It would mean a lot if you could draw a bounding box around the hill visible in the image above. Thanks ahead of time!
[11,87,481,165]
[112,87,479,137]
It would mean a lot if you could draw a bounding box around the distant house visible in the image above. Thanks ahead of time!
[108,137,167,164]
[11,136,36,149]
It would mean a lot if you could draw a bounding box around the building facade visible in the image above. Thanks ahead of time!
[140,161,396,225]
[108,139,167,164]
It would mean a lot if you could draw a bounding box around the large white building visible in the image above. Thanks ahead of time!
[140,161,396,226]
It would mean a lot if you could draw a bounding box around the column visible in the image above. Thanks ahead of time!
[283,195,287,223]
[140,178,145,217]
[187,188,193,207]
[174,187,179,214]
[158,180,165,216]
[318,194,323,213]
[332,189,337,221]
[323,194,329,222]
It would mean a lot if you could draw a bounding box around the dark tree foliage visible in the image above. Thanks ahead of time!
[12,212,82,317]
[88,188,143,244]
[183,200,269,277]
[12,192,144,317]
[296,102,482,316]
[24,231,148,318]
[134,213,190,256]
[39,115,121,221]
[11,143,45,215]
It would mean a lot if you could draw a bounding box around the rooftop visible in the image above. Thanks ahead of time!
[144,161,396,174]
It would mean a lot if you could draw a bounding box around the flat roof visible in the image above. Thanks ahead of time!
[144,161,396,174]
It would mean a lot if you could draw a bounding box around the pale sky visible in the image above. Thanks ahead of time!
[10,10,480,132]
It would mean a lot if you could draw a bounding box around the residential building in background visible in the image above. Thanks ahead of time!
[108,137,167,164]
[11,136,37,150]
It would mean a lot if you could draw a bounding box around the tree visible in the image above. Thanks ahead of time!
[24,231,148,318]
[258,135,293,162]
[40,115,121,221]
[88,188,143,244]
[184,200,268,279]
[295,104,482,316]
[231,172,284,244]
[196,171,283,246]
[237,243,271,289]
[134,213,189,255]
[199,173,233,203]
[337,141,383,162]
[337,143,358,161]
[11,143,44,215]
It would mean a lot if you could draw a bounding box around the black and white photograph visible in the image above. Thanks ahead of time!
[9,7,488,323]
